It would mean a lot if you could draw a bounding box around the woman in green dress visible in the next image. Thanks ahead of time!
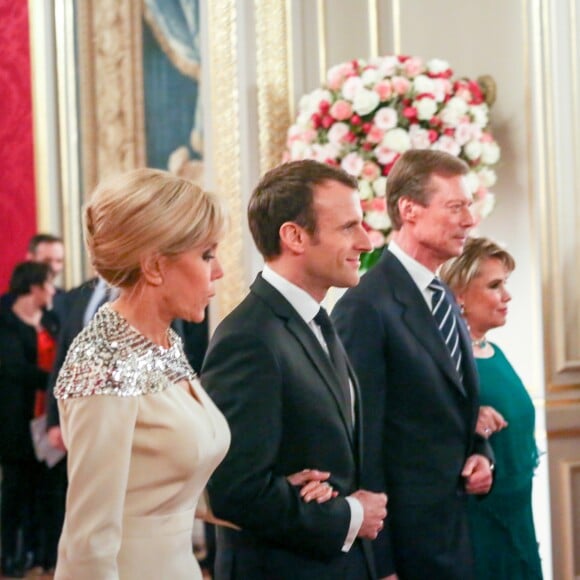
[440,236,543,579]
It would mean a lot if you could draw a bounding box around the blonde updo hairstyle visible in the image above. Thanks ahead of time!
[439,236,516,293]
[84,168,225,288]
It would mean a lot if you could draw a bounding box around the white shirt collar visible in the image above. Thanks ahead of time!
[388,240,437,304]
[261,265,320,324]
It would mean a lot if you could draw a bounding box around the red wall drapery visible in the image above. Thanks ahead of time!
[0,1,37,293]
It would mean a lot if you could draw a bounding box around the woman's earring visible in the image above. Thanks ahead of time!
[460,304,465,316]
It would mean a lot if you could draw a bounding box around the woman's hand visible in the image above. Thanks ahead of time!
[287,469,338,503]
[476,405,508,438]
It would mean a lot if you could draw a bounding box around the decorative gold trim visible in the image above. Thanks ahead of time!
[28,0,52,233]
[255,0,291,175]
[549,428,580,438]
[392,0,401,55]
[207,0,246,320]
[546,398,580,407]
[367,0,379,58]
[54,0,84,288]
[559,460,580,577]
[77,0,146,196]
[548,382,580,393]
[316,0,327,84]
[285,0,295,121]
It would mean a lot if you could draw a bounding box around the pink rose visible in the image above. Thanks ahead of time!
[370,197,387,212]
[361,161,381,181]
[330,100,353,121]
[374,80,393,101]
[327,122,350,145]
[403,57,423,77]
[366,125,385,144]
[374,145,399,165]
[391,76,411,95]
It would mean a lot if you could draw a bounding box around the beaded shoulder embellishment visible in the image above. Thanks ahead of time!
[54,303,196,399]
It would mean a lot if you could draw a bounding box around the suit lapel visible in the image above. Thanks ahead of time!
[381,253,468,397]
[251,276,355,447]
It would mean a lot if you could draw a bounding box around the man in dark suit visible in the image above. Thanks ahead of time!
[332,150,494,580]
[202,160,387,580]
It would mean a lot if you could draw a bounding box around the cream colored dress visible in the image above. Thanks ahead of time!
[53,305,230,580]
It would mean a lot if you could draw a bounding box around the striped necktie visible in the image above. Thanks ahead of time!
[429,278,463,378]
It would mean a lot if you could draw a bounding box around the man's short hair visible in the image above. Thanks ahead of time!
[28,233,63,254]
[386,150,469,230]
[248,160,357,259]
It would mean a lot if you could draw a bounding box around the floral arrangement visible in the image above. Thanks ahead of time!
[284,55,501,269]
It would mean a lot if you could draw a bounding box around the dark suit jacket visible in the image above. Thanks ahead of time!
[202,275,374,580]
[0,308,58,461]
[332,250,492,579]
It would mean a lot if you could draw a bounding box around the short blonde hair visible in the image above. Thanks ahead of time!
[84,168,226,287]
[439,236,516,293]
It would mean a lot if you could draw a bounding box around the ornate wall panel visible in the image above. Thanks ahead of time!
[207,0,246,320]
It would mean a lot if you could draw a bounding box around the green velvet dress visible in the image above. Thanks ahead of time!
[468,344,543,579]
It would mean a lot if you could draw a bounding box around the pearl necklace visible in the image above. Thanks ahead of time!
[471,336,488,348]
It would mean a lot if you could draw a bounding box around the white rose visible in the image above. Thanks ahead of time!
[290,141,308,158]
[377,55,399,77]
[426,58,450,75]
[372,176,388,197]
[341,152,365,176]
[365,210,391,231]
[327,122,350,145]
[464,140,483,161]
[353,89,380,116]
[414,98,438,121]
[464,171,480,194]
[440,97,468,127]
[472,192,496,220]
[374,107,398,130]
[342,76,364,100]
[432,78,449,102]
[478,167,497,188]
[409,124,431,149]
[358,179,373,200]
[361,68,380,86]
[413,74,435,95]
[481,141,500,164]
[312,143,340,162]
[383,128,411,153]
[470,104,489,128]
[432,135,460,157]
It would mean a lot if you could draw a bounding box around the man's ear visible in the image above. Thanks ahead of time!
[279,222,307,255]
[140,253,164,286]
[398,196,419,224]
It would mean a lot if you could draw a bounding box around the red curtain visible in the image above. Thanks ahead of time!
[0,1,37,293]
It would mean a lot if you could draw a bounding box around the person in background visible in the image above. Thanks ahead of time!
[1,234,65,316]
[332,149,494,579]
[52,168,231,579]
[202,159,387,580]
[0,261,58,577]
[440,236,543,579]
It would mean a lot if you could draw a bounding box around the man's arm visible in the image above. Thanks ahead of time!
[202,329,352,558]
[333,297,396,578]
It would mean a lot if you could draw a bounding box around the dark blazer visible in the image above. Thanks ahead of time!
[202,275,375,580]
[0,308,58,461]
[332,250,492,580]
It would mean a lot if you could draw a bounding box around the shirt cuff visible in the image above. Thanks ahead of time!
[342,496,364,552]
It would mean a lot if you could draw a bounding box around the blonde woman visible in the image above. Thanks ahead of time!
[440,237,542,580]
[53,169,231,579]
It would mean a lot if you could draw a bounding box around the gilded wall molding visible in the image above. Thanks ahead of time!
[207,0,246,320]
[255,0,292,174]
[77,0,146,195]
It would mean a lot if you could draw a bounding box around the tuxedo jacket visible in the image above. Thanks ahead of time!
[332,250,492,579]
[202,275,375,579]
